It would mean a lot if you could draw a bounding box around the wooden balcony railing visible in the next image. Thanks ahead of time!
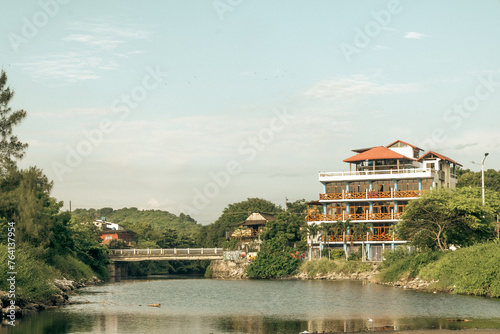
[319,234,397,242]
[307,212,402,222]
[319,190,422,201]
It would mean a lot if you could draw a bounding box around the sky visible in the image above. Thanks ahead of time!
[2,0,500,224]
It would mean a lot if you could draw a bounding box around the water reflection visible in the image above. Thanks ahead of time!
[2,279,500,334]
[3,311,500,334]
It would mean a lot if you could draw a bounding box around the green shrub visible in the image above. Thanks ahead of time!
[48,254,95,281]
[245,252,300,279]
[338,260,372,274]
[321,248,345,260]
[0,244,59,303]
[377,247,441,282]
[420,242,500,297]
[204,263,213,278]
[300,258,338,277]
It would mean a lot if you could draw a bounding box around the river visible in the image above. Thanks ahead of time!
[2,277,500,334]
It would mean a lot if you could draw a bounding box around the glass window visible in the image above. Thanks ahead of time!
[325,181,346,194]
[349,181,370,193]
[326,203,346,215]
[421,178,433,190]
[372,180,394,192]
[397,179,419,191]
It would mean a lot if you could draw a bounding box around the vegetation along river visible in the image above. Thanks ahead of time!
[2,277,500,334]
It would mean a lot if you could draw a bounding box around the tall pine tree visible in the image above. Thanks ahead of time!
[0,70,28,170]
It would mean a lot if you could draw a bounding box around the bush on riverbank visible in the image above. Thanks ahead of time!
[376,247,442,282]
[0,244,59,303]
[300,258,374,278]
[245,251,300,279]
[419,241,500,297]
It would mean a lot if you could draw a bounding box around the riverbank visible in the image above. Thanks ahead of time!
[0,276,102,324]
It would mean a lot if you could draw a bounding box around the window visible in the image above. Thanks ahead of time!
[397,179,419,191]
[349,202,369,215]
[372,180,393,192]
[421,178,433,190]
[326,203,346,215]
[325,181,346,194]
[349,181,370,193]
[397,201,409,213]
[372,201,393,214]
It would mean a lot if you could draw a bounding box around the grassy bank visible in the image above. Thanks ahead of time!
[0,244,99,305]
[299,258,376,278]
[377,241,500,297]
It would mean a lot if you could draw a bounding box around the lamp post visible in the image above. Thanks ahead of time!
[472,153,489,205]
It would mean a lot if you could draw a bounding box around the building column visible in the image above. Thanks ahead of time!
[366,244,371,261]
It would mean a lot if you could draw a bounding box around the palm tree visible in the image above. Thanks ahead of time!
[320,222,333,259]
[352,222,373,261]
[334,219,352,260]
[305,223,320,260]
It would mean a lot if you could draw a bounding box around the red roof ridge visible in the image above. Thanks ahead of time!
[418,151,462,166]
[386,140,423,151]
[344,146,415,163]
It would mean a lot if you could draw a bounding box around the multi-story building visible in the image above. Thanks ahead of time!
[307,140,462,260]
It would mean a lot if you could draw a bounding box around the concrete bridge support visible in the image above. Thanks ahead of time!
[108,262,128,280]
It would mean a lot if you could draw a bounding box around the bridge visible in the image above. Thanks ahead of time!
[108,248,224,262]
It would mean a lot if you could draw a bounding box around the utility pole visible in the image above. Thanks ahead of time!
[285,197,288,212]
[472,153,489,205]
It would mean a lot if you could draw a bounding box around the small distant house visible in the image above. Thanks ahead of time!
[231,212,276,250]
[98,230,135,247]
[93,219,124,231]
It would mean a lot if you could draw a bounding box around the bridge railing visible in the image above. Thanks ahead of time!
[109,248,224,256]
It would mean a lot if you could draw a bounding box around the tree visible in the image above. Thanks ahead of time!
[397,188,497,251]
[305,223,320,259]
[0,70,28,169]
[198,198,283,248]
[457,168,500,193]
[333,219,352,260]
[261,212,303,251]
[352,222,372,261]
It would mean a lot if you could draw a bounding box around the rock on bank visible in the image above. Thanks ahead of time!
[209,260,249,279]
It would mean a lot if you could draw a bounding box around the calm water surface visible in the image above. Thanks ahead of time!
[2,278,500,334]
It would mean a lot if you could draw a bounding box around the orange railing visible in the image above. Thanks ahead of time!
[319,234,397,242]
[307,212,402,222]
[319,190,422,200]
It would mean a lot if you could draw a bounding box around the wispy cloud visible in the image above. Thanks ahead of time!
[404,31,427,39]
[304,76,420,100]
[19,19,151,83]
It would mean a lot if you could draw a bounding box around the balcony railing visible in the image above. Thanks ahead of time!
[319,168,433,178]
[320,190,422,201]
[319,234,397,242]
[307,212,402,222]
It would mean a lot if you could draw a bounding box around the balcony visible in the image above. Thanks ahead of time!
[319,168,434,182]
[319,190,422,201]
[307,212,402,222]
[319,234,398,243]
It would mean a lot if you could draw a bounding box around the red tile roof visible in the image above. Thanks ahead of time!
[418,151,462,166]
[386,140,423,151]
[343,146,415,163]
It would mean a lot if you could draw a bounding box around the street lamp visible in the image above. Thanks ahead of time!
[472,153,489,205]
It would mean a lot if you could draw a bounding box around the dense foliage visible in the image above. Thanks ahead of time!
[245,211,307,279]
[73,207,206,275]
[0,71,108,304]
[397,187,498,250]
[419,242,500,297]
[376,247,443,282]
[456,168,500,193]
[197,198,284,248]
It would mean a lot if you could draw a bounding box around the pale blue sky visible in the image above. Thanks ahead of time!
[2,0,500,224]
